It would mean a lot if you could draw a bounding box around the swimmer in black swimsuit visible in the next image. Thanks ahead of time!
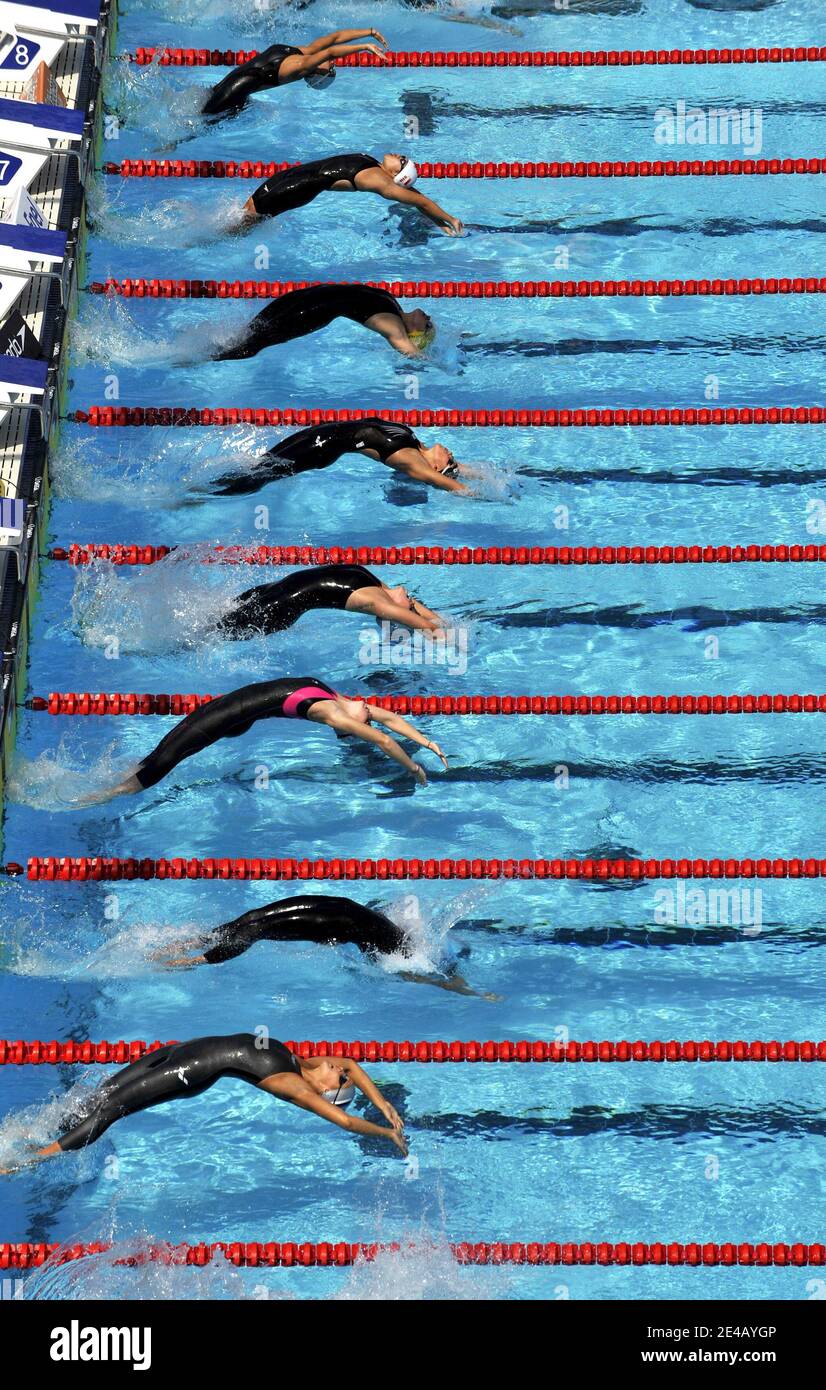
[201,28,390,118]
[1,1034,407,1169]
[155,893,497,998]
[205,416,471,496]
[167,895,406,965]
[81,678,448,801]
[219,564,447,638]
[231,152,463,236]
[155,889,497,1000]
[210,283,436,362]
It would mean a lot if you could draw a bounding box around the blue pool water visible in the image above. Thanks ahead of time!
[2,0,826,1300]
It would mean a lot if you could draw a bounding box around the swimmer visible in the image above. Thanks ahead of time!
[209,283,436,362]
[164,896,407,966]
[219,564,447,639]
[231,152,462,236]
[0,1034,407,1170]
[205,415,471,496]
[81,678,449,801]
[202,29,389,118]
[153,893,496,998]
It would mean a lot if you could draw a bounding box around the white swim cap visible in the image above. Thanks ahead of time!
[305,67,336,89]
[394,156,418,188]
[323,1083,356,1107]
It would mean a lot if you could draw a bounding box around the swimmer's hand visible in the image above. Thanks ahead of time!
[368,29,389,48]
[362,44,389,61]
[379,1100,404,1133]
[388,1128,409,1158]
[427,741,449,771]
[441,215,464,237]
[413,764,428,787]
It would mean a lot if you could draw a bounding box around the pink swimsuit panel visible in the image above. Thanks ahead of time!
[282,686,338,718]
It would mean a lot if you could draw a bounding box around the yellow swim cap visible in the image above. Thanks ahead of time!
[409,324,436,352]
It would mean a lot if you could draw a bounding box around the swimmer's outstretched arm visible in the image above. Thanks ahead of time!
[334,1057,404,1132]
[366,591,446,634]
[386,447,470,493]
[370,178,463,236]
[310,705,430,784]
[304,28,388,52]
[261,1071,407,1155]
[363,705,449,770]
[407,594,446,626]
[367,314,424,359]
[287,40,388,79]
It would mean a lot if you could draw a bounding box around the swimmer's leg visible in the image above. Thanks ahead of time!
[207,447,332,497]
[156,906,266,967]
[153,949,208,969]
[55,1043,207,1151]
[223,197,262,236]
[5,1047,177,1164]
[199,907,270,964]
[130,704,257,791]
[209,301,292,362]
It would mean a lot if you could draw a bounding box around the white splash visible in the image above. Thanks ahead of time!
[333,1237,498,1301]
[91,188,243,248]
[20,1239,254,1301]
[0,1080,98,1175]
[70,554,232,655]
[51,429,269,505]
[4,737,132,811]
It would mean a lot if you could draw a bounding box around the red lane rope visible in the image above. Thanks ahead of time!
[66,404,826,429]
[47,542,826,566]
[102,156,826,180]
[87,276,826,301]
[3,1039,826,1065]
[4,1238,824,1270]
[4,856,826,882]
[26,692,826,718]
[126,46,826,69]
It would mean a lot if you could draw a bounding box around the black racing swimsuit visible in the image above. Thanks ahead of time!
[201,44,301,117]
[58,1035,299,1151]
[212,284,404,362]
[220,565,382,637]
[251,153,380,217]
[202,895,407,964]
[209,418,421,494]
[134,678,338,789]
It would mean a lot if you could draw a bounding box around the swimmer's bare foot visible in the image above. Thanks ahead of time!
[76,774,142,806]
[227,198,261,235]
[33,1142,61,1163]
[1,1140,61,1173]
[155,953,206,970]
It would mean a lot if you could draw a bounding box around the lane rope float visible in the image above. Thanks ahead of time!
[3,857,826,882]
[47,543,826,566]
[26,692,826,718]
[87,276,826,301]
[4,1039,826,1064]
[67,404,826,428]
[4,1239,824,1269]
